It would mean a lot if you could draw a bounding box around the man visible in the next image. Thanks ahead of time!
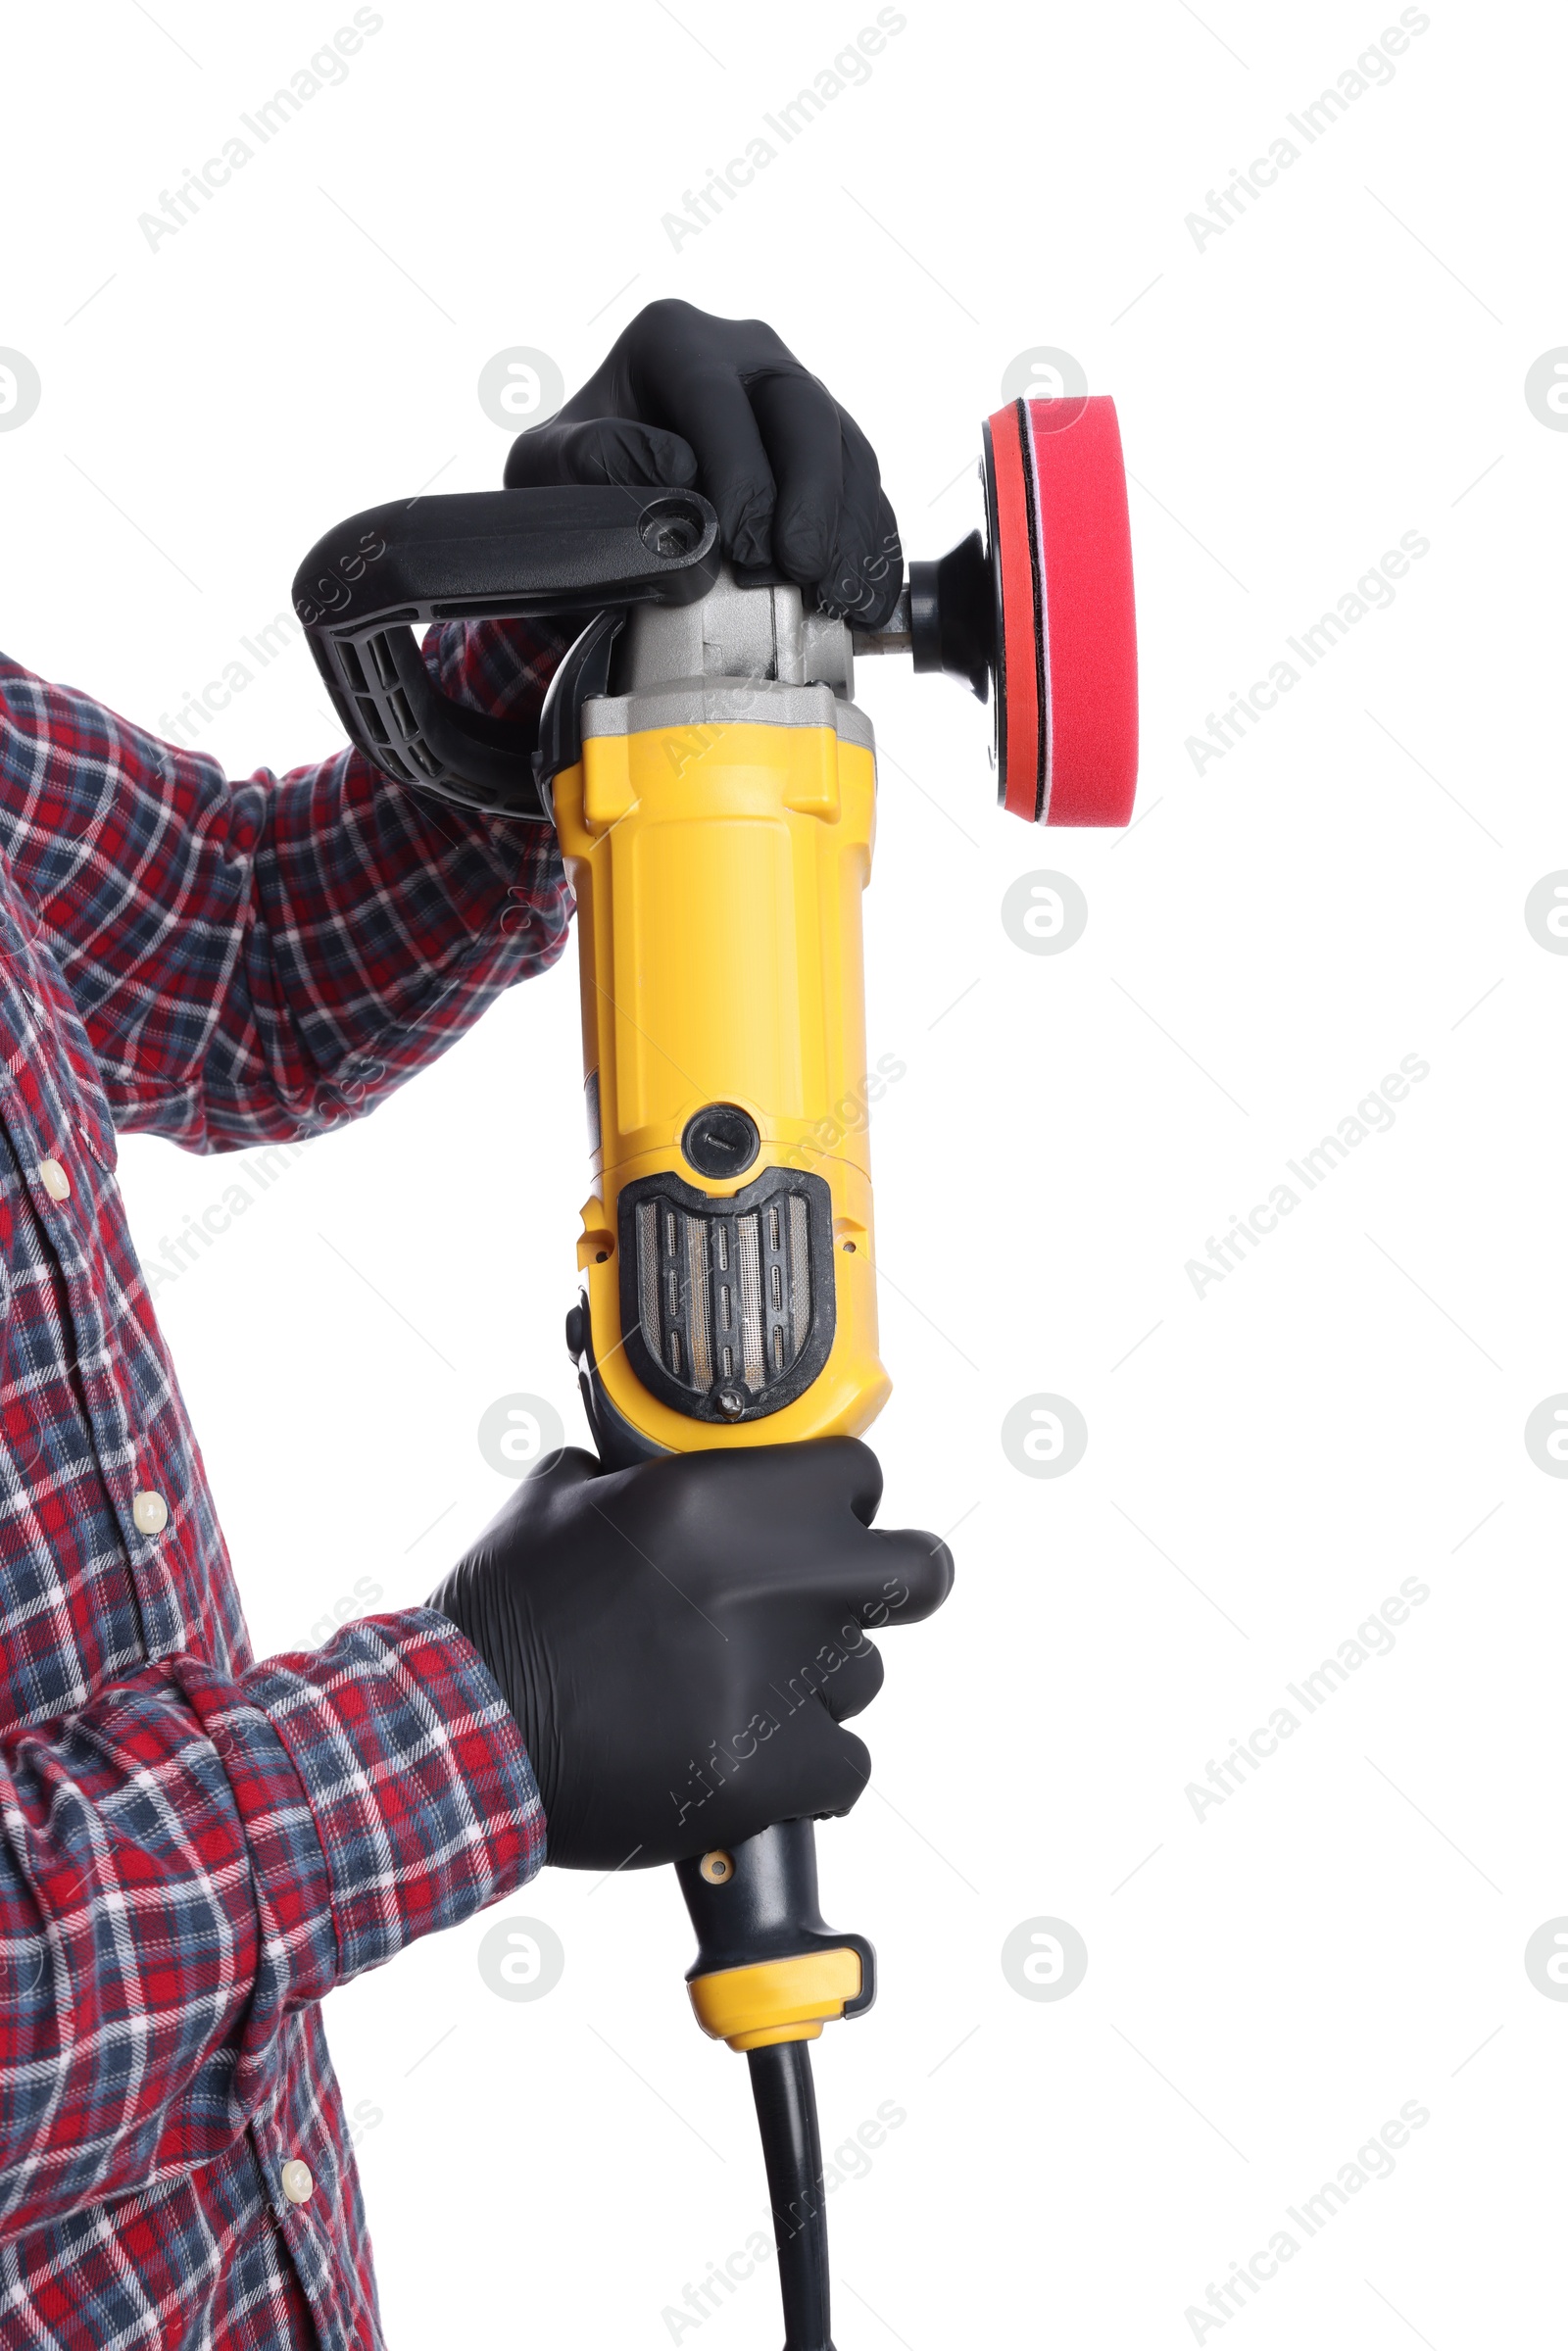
[0,302,952,2348]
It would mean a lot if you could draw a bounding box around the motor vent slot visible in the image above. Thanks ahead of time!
[618,1167,836,1425]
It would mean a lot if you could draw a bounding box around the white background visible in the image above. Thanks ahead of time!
[2,2,1565,2344]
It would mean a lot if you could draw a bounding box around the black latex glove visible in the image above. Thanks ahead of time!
[502,298,904,628]
[427,1438,952,1872]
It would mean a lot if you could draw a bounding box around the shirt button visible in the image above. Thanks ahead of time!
[39,1158,71,1201]
[132,1490,169,1535]
[280,2158,314,2205]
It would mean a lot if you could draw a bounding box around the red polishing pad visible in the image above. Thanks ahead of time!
[983,396,1138,826]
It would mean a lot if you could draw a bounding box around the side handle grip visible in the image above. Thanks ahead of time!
[291,484,719,818]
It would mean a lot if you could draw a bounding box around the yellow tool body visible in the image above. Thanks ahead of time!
[551,575,889,2089]
[556,714,888,1454]
[556,576,891,1471]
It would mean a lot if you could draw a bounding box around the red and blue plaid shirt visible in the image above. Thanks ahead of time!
[0,616,571,2347]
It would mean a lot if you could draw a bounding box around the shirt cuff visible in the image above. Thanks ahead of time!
[238,1607,545,1997]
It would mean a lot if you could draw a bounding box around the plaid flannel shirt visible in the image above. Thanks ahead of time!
[0,615,572,2348]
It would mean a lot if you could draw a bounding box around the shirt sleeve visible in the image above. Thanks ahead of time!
[0,1606,542,2238]
[0,618,576,1151]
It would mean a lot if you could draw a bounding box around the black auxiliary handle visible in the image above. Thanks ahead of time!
[291,484,720,819]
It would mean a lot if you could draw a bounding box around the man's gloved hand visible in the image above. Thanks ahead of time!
[427,1438,951,1872]
[502,299,904,628]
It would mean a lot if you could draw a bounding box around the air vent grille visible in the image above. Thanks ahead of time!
[618,1168,835,1425]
